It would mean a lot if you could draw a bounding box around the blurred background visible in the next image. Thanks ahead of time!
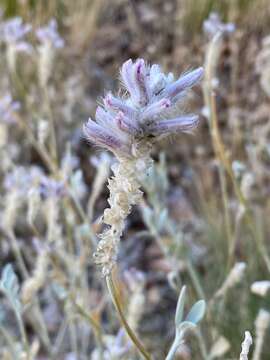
[0,0,270,359]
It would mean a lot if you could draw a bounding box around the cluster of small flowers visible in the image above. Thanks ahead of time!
[84,59,203,157]
[39,177,66,199]
[36,19,64,87]
[0,16,32,53]
[93,157,146,275]
[3,166,43,195]
[3,166,66,199]
[203,12,235,38]
[0,16,64,53]
[36,19,64,49]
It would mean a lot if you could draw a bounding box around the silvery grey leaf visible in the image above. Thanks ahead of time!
[185,300,206,325]
[0,263,21,312]
[141,206,154,228]
[157,208,168,232]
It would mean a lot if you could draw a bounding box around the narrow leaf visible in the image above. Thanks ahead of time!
[0,263,21,312]
[157,208,168,232]
[175,285,186,326]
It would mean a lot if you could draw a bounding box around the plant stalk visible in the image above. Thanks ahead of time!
[106,272,151,360]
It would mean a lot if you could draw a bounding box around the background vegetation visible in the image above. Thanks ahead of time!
[0,0,270,359]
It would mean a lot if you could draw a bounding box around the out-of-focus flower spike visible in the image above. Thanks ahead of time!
[148,115,199,135]
[203,12,235,38]
[104,93,136,118]
[14,41,33,53]
[141,98,171,121]
[36,18,64,48]
[134,59,150,106]
[115,111,140,135]
[83,118,123,150]
[165,67,204,100]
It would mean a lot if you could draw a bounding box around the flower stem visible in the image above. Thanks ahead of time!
[165,336,181,360]
[106,272,151,360]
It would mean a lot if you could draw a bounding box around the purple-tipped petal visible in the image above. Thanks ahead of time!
[84,118,123,150]
[134,59,150,106]
[121,59,140,102]
[147,115,199,135]
[104,93,135,118]
[165,67,204,100]
[95,106,115,127]
[141,98,171,121]
[95,106,129,143]
[115,111,140,135]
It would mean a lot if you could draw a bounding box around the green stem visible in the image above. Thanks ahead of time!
[106,273,151,360]
[44,86,58,166]
[219,164,233,267]
[196,328,210,360]
[14,308,30,355]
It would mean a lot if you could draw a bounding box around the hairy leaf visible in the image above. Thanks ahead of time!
[185,300,206,325]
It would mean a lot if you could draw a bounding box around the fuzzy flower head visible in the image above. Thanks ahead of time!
[36,19,64,49]
[39,177,66,199]
[84,59,203,157]
[203,12,235,38]
[4,166,43,196]
[0,17,32,53]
